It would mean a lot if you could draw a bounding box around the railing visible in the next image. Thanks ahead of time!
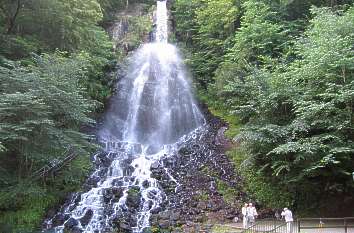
[241,219,302,233]
[268,222,288,232]
[240,217,354,233]
[298,217,354,233]
[31,147,77,180]
[242,219,286,233]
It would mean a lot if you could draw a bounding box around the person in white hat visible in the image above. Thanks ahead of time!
[281,207,294,233]
[241,203,249,228]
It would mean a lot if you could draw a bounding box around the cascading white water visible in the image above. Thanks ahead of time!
[156,1,168,43]
[45,1,204,232]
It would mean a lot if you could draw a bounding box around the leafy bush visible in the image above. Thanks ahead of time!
[0,154,92,233]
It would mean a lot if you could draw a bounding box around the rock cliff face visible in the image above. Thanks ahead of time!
[148,106,247,232]
[108,3,154,55]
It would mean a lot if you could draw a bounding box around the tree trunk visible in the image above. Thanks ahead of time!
[6,0,21,34]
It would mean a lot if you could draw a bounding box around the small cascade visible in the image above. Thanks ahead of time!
[45,1,205,233]
[155,0,168,43]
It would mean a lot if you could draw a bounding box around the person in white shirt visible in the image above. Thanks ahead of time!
[281,207,294,233]
[247,203,258,225]
[241,203,248,229]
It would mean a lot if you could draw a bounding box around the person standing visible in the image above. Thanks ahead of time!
[281,207,294,233]
[247,203,258,226]
[241,203,249,229]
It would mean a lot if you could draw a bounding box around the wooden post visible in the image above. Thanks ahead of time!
[344,218,347,233]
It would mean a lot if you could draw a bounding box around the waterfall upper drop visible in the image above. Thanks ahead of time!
[156,0,168,43]
[100,0,204,147]
[46,1,205,233]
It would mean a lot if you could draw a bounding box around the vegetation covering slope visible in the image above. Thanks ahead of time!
[172,0,354,215]
[0,0,154,232]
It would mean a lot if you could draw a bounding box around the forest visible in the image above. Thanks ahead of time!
[173,0,354,215]
[0,0,353,232]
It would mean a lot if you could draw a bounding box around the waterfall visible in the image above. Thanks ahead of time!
[45,1,204,232]
[156,1,168,43]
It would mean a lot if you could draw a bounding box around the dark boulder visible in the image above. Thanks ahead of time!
[80,209,93,227]
[64,217,79,229]
[51,213,66,226]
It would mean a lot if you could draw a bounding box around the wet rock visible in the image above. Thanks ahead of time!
[46,209,56,220]
[86,176,100,186]
[64,217,79,229]
[151,161,160,169]
[101,157,112,167]
[163,157,175,166]
[178,147,193,156]
[197,202,208,211]
[80,209,93,227]
[159,210,171,220]
[51,213,65,226]
[142,180,150,188]
[192,144,200,150]
[195,215,205,222]
[120,222,132,231]
[112,178,124,186]
[158,219,170,229]
[170,211,180,221]
[112,187,124,199]
[96,168,108,177]
[103,189,113,203]
[150,206,162,214]
[126,187,141,209]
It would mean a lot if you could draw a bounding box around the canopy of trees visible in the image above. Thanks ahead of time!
[173,0,354,214]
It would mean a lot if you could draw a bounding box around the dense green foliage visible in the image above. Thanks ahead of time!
[173,0,354,214]
[0,53,96,173]
[0,0,153,231]
[0,53,98,231]
[99,0,155,22]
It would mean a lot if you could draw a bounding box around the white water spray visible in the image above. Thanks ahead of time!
[156,1,168,43]
[46,1,204,232]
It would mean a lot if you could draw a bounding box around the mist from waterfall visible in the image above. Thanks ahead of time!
[100,1,204,146]
[45,1,204,232]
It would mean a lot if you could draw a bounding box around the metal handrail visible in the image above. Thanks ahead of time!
[266,222,287,232]
[299,217,354,221]
[241,218,284,233]
[298,217,354,233]
[241,217,354,233]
